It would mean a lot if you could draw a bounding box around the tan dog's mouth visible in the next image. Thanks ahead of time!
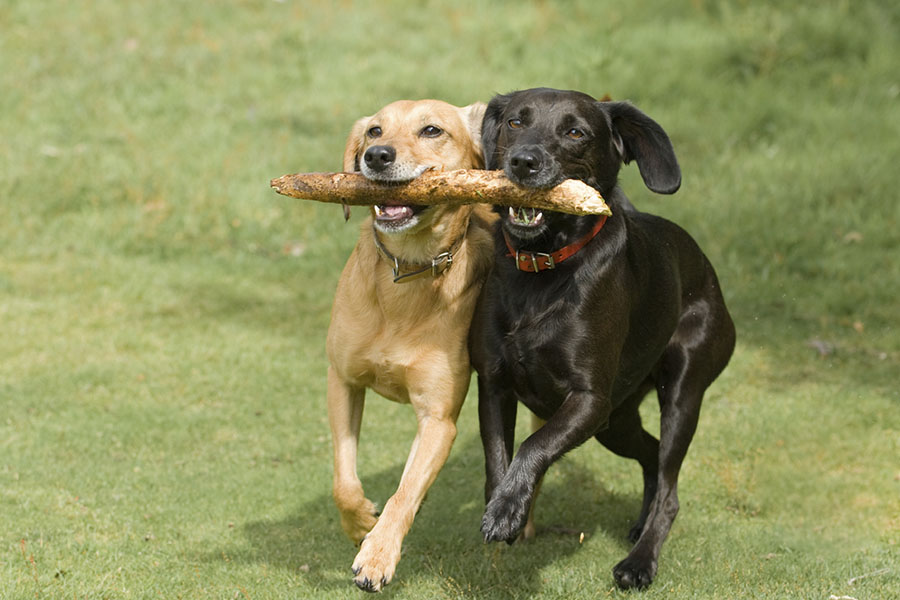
[373,204,429,232]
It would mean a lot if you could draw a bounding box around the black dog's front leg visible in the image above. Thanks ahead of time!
[482,390,611,543]
[477,375,518,505]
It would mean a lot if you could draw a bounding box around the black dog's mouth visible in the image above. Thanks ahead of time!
[502,206,549,242]
[506,206,544,228]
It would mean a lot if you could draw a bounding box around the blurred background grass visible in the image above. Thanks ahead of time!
[1,1,897,598]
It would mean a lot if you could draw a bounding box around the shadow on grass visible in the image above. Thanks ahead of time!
[203,434,642,596]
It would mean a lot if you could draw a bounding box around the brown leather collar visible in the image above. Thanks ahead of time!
[373,225,465,283]
[504,215,608,272]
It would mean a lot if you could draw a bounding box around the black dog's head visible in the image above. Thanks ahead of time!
[481,88,681,243]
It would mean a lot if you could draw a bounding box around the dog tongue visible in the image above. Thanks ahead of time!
[377,205,413,220]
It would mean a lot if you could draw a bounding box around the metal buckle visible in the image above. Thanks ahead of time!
[390,256,401,280]
[431,251,453,276]
[515,250,554,271]
[540,252,555,270]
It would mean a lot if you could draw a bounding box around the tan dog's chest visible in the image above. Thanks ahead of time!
[326,232,479,405]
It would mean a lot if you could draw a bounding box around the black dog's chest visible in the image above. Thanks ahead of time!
[499,307,584,416]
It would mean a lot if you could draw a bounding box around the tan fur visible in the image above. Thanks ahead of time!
[326,99,495,591]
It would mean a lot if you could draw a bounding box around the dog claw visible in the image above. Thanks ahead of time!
[355,577,375,593]
[481,518,520,545]
[354,575,388,593]
[613,555,657,590]
[481,489,531,544]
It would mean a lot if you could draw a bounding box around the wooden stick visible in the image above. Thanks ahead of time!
[270,169,612,216]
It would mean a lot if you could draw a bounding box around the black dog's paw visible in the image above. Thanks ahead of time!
[481,492,530,544]
[613,554,657,590]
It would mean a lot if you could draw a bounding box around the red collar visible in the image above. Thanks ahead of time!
[504,215,608,272]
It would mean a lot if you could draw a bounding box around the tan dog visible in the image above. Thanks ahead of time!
[326,100,495,592]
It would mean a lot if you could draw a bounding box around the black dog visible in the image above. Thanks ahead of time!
[469,88,736,589]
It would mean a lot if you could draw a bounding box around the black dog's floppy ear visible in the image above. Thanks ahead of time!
[607,102,681,194]
[481,93,512,170]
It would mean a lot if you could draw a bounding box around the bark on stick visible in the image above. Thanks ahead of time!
[270,169,611,216]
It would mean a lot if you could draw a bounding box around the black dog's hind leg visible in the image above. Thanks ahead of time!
[595,381,659,543]
[612,348,708,589]
[612,291,735,590]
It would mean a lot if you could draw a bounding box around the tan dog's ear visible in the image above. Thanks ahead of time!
[343,115,371,172]
[341,115,371,220]
[459,102,487,166]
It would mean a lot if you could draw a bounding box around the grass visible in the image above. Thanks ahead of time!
[1,0,898,598]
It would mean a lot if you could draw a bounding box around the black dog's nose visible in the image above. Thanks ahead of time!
[363,145,396,172]
[509,149,543,180]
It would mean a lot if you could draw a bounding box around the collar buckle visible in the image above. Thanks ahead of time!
[373,225,464,284]
[431,251,453,277]
[389,256,401,280]
[505,214,609,273]
[515,249,554,272]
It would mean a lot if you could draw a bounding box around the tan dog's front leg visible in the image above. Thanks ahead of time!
[328,366,378,544]
[351,412,458,592]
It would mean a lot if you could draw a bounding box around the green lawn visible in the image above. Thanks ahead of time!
[2,1,897,598]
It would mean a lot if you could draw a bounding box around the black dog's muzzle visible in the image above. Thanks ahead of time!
[504,145,560,189]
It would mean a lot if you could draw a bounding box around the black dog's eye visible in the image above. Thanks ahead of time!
[367,126,382,138]
[566,128,585,139]
[420,125,443,138]
[508,119,523,129]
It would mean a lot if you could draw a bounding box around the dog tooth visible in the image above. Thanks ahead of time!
[509,207,516,219]
[374,206,382,217]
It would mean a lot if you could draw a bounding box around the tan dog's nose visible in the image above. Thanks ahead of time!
[363,145,396,172]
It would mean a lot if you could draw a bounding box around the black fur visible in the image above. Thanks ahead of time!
[470,88,736,589]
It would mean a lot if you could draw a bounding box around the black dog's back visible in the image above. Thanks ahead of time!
[470,88,734,590]
[621,209,734,387]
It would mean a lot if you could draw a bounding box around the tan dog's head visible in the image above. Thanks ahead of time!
[343,99,486,233]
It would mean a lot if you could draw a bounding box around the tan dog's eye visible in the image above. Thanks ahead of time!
[508,119,523,129]
[566,128,585,139]
[420,125,443,138]
[367,126,382,138]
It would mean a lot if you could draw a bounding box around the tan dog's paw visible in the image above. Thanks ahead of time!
[351,531,402,592]
[339,498,379,545]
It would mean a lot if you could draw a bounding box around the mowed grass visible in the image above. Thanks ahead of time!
[1,1,897,598]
